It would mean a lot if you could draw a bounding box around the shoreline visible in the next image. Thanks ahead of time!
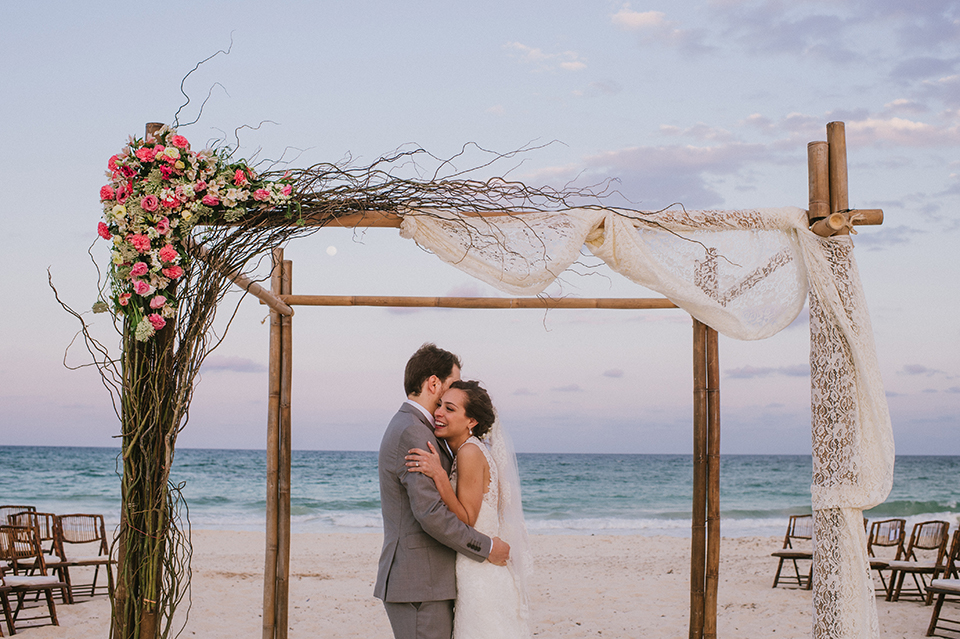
[19,530,937,638]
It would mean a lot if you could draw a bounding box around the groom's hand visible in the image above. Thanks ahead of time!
[487,537,510,566]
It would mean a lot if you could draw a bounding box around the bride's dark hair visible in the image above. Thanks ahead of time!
[449,380,496,438]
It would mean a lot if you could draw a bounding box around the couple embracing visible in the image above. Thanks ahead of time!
[375,344,533,639]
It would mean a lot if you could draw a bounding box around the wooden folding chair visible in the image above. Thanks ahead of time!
[8,512,71,604]
[0,525,67,632]
[772,514,813,589]
[886,520,950,603]
[55,514,115,600]
[867,518,906,594]
[0,509,34,528]
[0,575,14,636]
[927,529,960,636]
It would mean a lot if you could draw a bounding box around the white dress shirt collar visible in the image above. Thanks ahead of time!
[404,399,435,426]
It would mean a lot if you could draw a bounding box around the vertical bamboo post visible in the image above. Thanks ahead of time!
[690,318,708,639]
[262,248,284,639]
[807,141,830,225]
[703,327,721,639]
[276,260,293,639]
[827,121,850,235]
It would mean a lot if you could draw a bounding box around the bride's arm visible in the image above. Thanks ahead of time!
[406,442,485,526]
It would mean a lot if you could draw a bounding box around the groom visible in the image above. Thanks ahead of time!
[375,343,510,639]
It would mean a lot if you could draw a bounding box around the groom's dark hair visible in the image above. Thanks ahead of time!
[404,343,462,397]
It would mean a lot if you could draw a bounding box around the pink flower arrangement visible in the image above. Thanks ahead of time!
[98,126,295,341]
[158,244,178,263]
[162,265,184,279]
[128,234,151,253]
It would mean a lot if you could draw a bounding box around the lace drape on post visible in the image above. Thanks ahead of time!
[399,206,894,639]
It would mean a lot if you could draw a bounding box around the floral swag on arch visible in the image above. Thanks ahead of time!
[84,126,891,639]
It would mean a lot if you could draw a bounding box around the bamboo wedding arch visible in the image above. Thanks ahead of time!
[155,120,884,639]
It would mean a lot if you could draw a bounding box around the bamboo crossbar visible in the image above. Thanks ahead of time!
[268,295,677,309]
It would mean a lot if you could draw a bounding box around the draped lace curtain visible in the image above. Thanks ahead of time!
[399,206,894,639]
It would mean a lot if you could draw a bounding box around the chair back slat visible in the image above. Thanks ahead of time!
[0,525,48,575]
[0,505,36,525]
[783,514,813,548]
[867,518,906,558]
[56,514,109,557]
[903,520,950,564]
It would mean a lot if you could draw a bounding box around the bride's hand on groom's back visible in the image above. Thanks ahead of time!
[406,442,443,479]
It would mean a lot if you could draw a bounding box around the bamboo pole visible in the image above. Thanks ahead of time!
[185,237,293,317]
[276,260,293,639]
[827,121,850,236]
[690,318,708,639]
[703,326,721,639]
[271,295,677,310]
[262,248,284,639]
[807,141,829,224]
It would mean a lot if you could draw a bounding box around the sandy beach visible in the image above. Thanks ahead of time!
[16,531,939,638]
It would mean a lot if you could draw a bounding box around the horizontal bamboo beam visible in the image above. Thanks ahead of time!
[810,209,884,238]
[303,208,539,228]
[264,294,678,310]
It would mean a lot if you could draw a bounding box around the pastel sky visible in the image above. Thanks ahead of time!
[1,1,958,455]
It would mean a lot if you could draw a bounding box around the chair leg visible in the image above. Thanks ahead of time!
[773,557,785,588]
[0,591,13,636]
[927,592,946,636]
[805,561,814,591]
[888,570,905,601]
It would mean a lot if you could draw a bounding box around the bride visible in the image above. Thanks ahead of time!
[406,380,533,639]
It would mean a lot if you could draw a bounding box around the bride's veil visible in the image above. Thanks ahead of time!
[488,419,533,626]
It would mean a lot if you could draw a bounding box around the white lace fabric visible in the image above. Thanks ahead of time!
[401,207,894,638]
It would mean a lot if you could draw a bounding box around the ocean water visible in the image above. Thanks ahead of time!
[1,446,958,538]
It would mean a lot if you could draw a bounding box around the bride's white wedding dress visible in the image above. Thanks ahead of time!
[450,436,531,639]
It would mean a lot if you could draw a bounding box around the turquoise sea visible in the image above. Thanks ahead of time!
[1,446,958,537]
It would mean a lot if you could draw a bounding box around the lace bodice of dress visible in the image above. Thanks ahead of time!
[450,436,499,537]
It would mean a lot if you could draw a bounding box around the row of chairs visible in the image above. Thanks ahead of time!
[770,515,960,637]
[0,505,114,635]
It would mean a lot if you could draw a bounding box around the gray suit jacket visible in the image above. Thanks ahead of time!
[375,403,492,603]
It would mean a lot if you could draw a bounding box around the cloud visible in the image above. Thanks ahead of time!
[602,369,624,378]
[513,388,536,396]
[900,364,948,377]
[726,364,809,379]
[552,384,583,392]
[852,225,926,250]
[504,42,586,72]
[845,116,960,147]
[201,356,266,373]
[610,5,712,54]
[947,387,960,394]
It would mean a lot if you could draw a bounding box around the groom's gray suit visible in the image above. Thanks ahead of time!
[375,402,492,639]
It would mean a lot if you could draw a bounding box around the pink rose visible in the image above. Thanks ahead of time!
[128,234,151,253]
[116,183,131,204]
[148,314,166,331]
[202,194,220,206]
[281,184,292,196]
[133,279,153,296]
[100,185,115,201]
[130,262,148,278]
[160,164,175,180]
[118,292,131,306]
[161,193,179,208]
[156,217,170,236]
[150,295,167,310]
[97,221,112,240]
[120,165,136,178]
[159,245,178,263]
[195,180,207,192]
[233,169,248,186]
[141,194,159,212]
[253,188,271,202]
[171,135,190,149]
[162,265,184,280]
[135,146,156,163]
[108,155,120,171]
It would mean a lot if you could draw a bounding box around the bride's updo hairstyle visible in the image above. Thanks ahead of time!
[449,380,496,438]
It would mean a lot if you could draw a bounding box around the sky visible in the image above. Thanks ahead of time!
[1,0,958,455]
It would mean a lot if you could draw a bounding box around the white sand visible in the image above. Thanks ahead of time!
[17,531,938,638]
